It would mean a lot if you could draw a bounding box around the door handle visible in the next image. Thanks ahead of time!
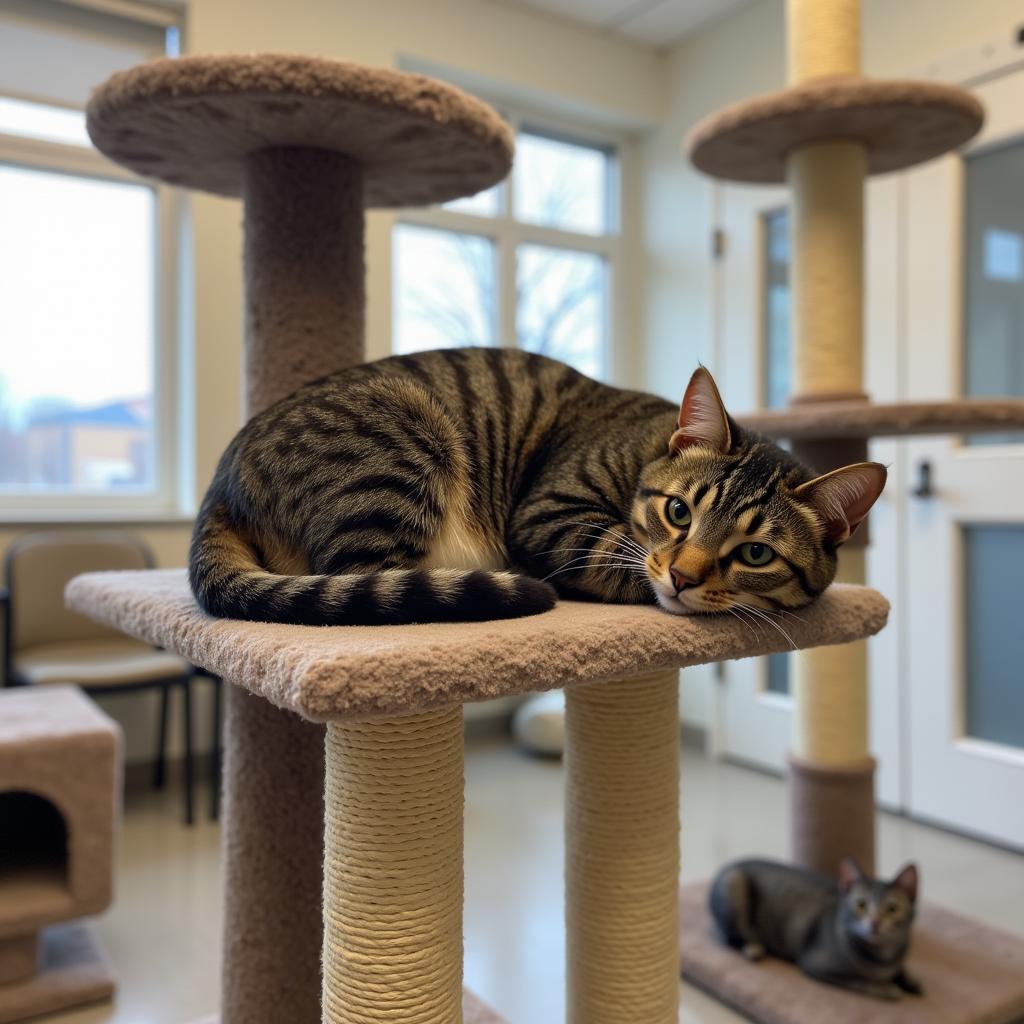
[912,459,934,498]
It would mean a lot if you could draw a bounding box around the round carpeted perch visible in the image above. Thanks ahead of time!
[78,49,893,1024]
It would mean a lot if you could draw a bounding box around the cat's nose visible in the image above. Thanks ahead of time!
[670,567,703,592]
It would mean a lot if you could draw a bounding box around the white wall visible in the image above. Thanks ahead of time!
[2,0,666,764]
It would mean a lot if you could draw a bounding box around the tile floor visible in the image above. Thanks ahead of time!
[48,736,1024,1024]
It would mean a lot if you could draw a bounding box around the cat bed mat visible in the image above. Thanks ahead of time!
[65,569,888,722]
[0,924,114,1024]
[687,76,982,184]
[679,881,1024,1024]
[187,989,508,1024]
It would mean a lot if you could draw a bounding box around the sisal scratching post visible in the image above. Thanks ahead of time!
[323,709,464,1023]
[784,0,874,878]
[565,671,680,1024]
[86,54,513,1024]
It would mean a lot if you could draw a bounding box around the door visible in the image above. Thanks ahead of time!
[904,66,1024,849]
[714,178,904,807]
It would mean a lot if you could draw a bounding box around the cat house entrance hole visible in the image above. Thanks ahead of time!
[0,790,71,921]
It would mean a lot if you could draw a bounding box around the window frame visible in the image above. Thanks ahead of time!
[0,99,183,522]
[394,106,624,380]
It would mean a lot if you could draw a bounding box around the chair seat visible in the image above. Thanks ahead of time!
[14,638,191,688]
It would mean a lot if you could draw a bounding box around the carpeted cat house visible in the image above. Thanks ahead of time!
[0,686,120,1023]
[678,1,1024,1022]
[67,52,895,1024]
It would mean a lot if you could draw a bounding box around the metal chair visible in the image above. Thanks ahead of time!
[1,530,200,824]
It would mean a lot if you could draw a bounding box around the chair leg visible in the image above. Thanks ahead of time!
[154,684,170,789]
[182,677,195,826]
[211,676,222,822]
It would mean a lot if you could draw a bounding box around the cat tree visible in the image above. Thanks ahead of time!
[70,53,891,1024]
[677,1,1024,1021]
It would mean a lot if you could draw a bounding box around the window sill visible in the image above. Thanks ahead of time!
[0,509,194,528]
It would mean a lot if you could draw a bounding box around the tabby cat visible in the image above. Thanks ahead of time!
[189,348,886,626]
[709,857,922,1000]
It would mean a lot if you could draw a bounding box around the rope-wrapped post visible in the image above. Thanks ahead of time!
[323,708,465,1024]
[786,0,875,876]
[565,671,680,1024]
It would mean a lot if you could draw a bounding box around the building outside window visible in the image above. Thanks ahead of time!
[0,0,180,517]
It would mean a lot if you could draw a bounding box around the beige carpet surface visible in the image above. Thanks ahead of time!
[66,570,888,722]
[680,882,1024,1024]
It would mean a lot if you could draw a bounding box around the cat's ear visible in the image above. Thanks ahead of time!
[793,462,887,546]
[838,857,862,893]
[670,367,733,455]
[893,863,918,903]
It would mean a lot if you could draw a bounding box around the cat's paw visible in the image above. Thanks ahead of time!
[514,577,558,615]
[896,970,924,996]
[741,942,766,962]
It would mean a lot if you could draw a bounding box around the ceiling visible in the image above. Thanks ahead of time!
[499,0,754,49]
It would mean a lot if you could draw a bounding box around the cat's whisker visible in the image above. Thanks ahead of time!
[735,602,798,650]
[729,604,765,639]
[561,521,650,557]
[725,607,757,641]
[547,552,648,573]
[542,561,648,583]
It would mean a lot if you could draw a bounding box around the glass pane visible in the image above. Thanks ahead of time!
[963,142,1024,444]
[963,525,1024,749]
[514,132,611,235]
[0,164,155,493]
[0,96,89,147]
[392,224,496,355]
[517,244,605,379]
[763,207,791,409]
[766,652,790,695]
[444,184,501,218]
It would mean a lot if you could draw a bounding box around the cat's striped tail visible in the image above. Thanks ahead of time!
[188,503,556,626]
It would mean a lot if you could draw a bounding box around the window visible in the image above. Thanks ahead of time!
[762,207,792,410]
[393,117,618,380]
[0,0,179,516]
[963,140,1024,445]
[761,207,793,694]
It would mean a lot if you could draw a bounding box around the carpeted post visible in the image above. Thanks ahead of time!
[323,709,465,1024]
[220,147,365,1024]
[564,671,680,1024]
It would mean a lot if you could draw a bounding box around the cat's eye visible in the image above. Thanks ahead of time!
[666,497,692,530]
[885,900,901,915]
[737,542,775,567]
[854,898,869,914]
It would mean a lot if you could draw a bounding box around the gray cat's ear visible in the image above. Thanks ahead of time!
[793,462,888,546]
[893,863,918,903]
[670,367,732,455]
[838,857,862,893]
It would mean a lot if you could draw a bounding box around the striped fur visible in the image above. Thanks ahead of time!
[189,351,884,626]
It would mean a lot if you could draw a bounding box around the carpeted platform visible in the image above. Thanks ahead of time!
[680,881,1024,1024]
[65,570,888,722]
[0,924,114,1024]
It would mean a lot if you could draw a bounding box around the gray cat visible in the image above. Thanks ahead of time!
[709,857,922,1000]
